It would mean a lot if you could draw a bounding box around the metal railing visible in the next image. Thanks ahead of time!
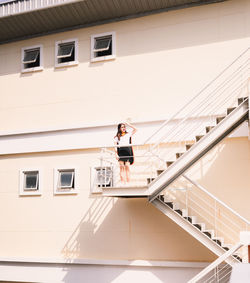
[91,49,250,283]
[144,48,249,145]
[142,48,249,166]
[188,241,249,283]
[91,144,164,192]
[92,48,249,198]
[159,175,249,259]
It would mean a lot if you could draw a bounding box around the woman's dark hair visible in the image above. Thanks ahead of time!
[115,123,127,141]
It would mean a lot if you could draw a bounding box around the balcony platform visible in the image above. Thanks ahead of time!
[101,185,149,197]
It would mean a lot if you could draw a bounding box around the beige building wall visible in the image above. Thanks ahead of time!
[0,0,250,133]
[0,137,249,262]
[0,148,215,261]
[188,137,250,220]
[0,0,249,281]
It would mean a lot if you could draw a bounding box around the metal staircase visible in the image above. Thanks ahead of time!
[148,97,249,201]
[147,97,249,281]
[143,47,250,281]
[93,48,250,282]
[152,196,243,264]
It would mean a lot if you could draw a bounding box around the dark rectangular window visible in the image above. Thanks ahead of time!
[57,42,75,64]
[23,48,40,69]
[58,170,75,189]
[24,171,39,190]
[94,36,112,58]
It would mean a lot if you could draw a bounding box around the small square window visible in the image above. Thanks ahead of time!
[91,32,116,62]
[94,36,112,54]
[24,171,39,191]
[21,45,43,73]
[54,168,78,195]
[55,39,78,67]
[23,49,39,65]
[19,169,42,196]
[58,169,75,189]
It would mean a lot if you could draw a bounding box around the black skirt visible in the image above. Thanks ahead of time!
[117,146,134,164]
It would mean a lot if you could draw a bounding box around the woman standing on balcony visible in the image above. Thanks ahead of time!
[114,121,137,186]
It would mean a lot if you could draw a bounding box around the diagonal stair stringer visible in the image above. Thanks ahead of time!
[148,98,249,202]
[152,197,240,266]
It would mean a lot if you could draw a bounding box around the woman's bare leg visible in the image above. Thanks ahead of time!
[119,161,126,184]
[125,161,130,183]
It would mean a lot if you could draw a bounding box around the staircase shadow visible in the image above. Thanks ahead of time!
[186,137,250,219]
[61,197,216,283]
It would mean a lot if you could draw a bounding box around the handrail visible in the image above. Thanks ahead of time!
[187,242,243,283]
[187,189,245,238]
[143,47,249,145]
[183,174,250,225]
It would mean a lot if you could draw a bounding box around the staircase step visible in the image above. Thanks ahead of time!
[213,237,224,246]
[172,203,180,210]
[175,209,182,216]
[185,144,193,150]
[162,200,180,211]
[213,239,222,246]
[203,230,215,239]
[190,216,197,223]
[184,216,192,223]
[195,135,204,142]
[206,126,215,133]
[193,223,206,231]
[222,244,233,251]
[165,202,173,209]
[166,161,174,167]
[204,231,212,238]
[182,209,188,218]
[157,170,164,176]
[238,97,248,105]
[227,107,236,115]
[233,255,242,262]
[147,177,155,184]
[194,223,202,230]
[159,195,164,202]
[176,152,184,159]
[216,116,226,124]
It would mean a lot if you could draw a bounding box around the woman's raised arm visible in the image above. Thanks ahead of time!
[125,121,137,135]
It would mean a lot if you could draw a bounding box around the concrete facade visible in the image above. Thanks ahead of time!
[0,0,249,282]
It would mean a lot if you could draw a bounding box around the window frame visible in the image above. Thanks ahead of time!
[19,168,42,196]
[55,38,78,68]
[91,32,116,62]
[54,167,78,195]
[21,44,43,73]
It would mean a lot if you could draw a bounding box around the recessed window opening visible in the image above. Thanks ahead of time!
[58,169,75,189]
[94,36,112,58]
[96,167,112,187]
[57,42,75,63]
[23,171,39,191]
[23,48,40,69]
[91,32,115,62]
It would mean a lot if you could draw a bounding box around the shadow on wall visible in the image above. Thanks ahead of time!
[187,137,250,218]
[61,196,216,283]
[61,197,125,283]
[59,137,249,282]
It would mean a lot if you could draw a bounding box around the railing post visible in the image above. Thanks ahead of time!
[248,245,250,263]
[187,242,243,283]
[248,77,250,140]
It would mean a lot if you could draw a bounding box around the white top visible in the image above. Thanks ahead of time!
[114,131,132,146]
